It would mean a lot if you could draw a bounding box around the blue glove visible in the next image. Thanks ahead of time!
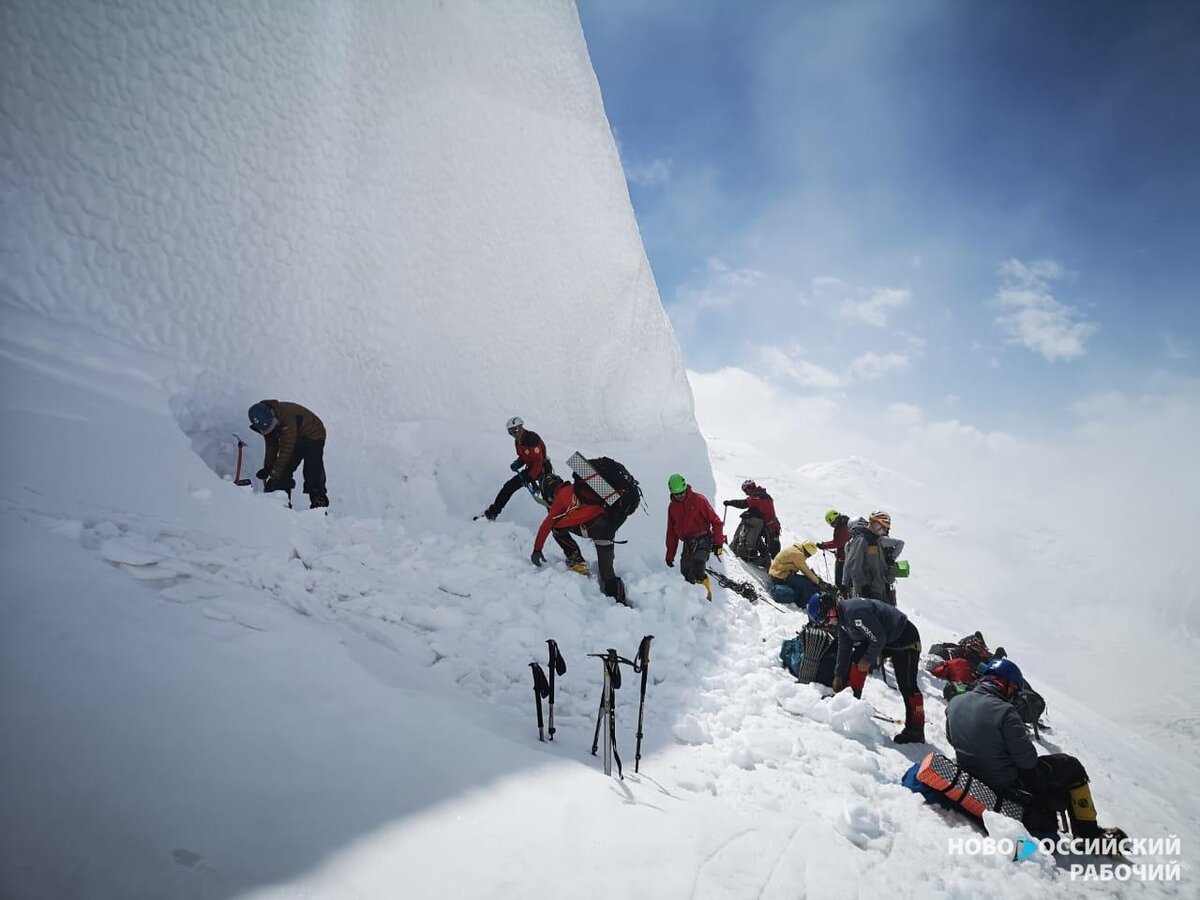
[510,459,523,473]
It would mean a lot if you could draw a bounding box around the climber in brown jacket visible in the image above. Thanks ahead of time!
[247,400,329,509]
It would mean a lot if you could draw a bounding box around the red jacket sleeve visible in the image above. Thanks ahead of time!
[665,504,680,561]
[700,493,725,546]
[535,488,572,552]
[535,487,604,552]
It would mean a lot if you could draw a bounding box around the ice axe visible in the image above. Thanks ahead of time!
[232,434,252,486]
[819,549,832,582]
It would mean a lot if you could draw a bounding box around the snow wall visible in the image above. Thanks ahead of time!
[1,0,701,505]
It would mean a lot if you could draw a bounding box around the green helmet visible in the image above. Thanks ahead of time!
[824,509,840,525]
[667,473,687,494]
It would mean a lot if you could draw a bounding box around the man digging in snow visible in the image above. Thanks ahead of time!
[531,474,628,605]
[247,400,329,509]
[809,592,926,744]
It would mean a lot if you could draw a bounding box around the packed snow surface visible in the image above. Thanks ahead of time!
[3,328,1197,899]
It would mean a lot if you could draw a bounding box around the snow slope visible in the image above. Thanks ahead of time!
[2,1,1197,898]
[2,330,1196,898]
[691,366,1200,754]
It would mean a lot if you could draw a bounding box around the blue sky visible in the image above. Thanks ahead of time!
[578,0,1200,437]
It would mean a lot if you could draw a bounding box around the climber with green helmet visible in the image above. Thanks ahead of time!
[664,474,726,602]
[817,508,852,595]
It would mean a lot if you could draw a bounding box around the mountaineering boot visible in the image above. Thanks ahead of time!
[702,576,712,602]
[604,577,630,607]
[893,694,926,744]
[309,493,329,509]
[567,553,590,576]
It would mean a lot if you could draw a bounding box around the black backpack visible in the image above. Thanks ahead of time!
[572,457,643,524]
[1016,686,1047,729]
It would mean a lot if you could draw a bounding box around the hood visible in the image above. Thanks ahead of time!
[849,516,870,534]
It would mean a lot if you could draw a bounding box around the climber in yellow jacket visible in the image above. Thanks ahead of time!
[768,541,832,607]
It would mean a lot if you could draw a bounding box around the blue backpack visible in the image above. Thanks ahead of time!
[780,625,837,686]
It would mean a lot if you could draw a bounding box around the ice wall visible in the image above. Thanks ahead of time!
[0,0,695,442]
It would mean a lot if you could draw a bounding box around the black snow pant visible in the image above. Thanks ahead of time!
[834,557,845,591]
[764,530,781,561]
[847,621,921,699]
[551,529,584,564]
[279,440,327,497]
[680,533,712,584]
[856,583,895,605]
[580,512,625,603]
[490,462,554,515]
[1019,754,1093,833]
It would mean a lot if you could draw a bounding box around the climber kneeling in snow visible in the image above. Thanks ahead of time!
[946,658,1124,842]
[531,475,627,604]
[248,400,328,509]
[664,474,725,602]
[809,593,925,744]
[767,540,830,607]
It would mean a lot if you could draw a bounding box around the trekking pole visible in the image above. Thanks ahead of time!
[589,653,612,773]
[232,434,252,486]
[589,649,630,778]
[546,639,566,741]
[633,635,654,773]
[529,662,550,742]
[590,655,607,759]
[819,550,832,582]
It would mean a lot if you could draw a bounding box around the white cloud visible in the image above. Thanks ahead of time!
[676,258,763,310]
[812,277,911,328]
[761,345,845,389]
[671,258,765,330]
[624,157,673,187]
[885,402,923,427]
[1165,333,1192,360]
[994,258,1098,361]
[850,351,910,380]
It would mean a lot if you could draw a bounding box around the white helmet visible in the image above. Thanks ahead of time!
[505,415,524,433]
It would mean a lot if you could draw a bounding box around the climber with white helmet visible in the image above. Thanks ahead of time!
[480,416,554,521]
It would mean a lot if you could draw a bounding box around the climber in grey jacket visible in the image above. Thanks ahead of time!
[946,658,1125,841]
[842,511,903,604]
